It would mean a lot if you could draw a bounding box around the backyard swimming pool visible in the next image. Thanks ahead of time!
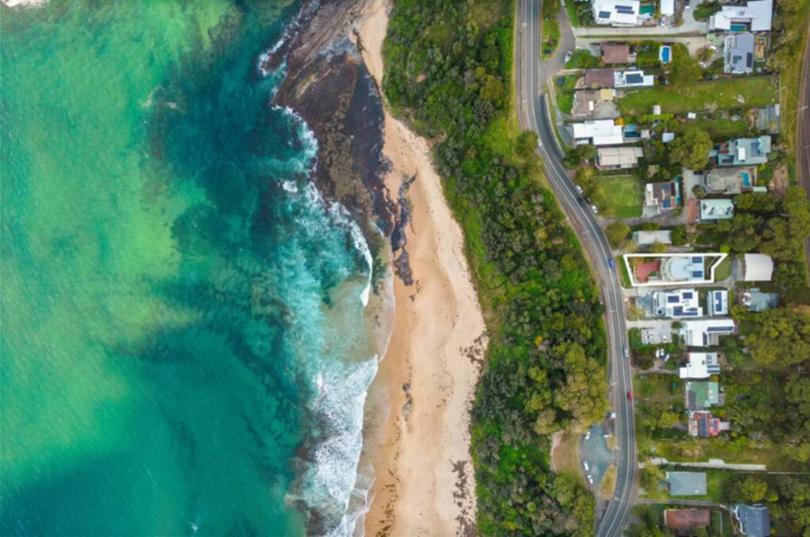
[659,45,671,64]
[741,171,752,188]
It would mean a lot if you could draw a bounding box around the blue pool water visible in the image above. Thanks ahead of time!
[730,23,749,32]
[659,45,671,64]
[741,172,752,188]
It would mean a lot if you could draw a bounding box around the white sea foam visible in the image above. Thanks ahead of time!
[274,102,383,536]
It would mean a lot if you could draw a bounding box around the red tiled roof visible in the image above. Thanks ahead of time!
[665,509,711,531]
[602,43,630,64]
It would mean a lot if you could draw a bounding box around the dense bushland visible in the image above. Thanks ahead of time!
[384,1,607,534]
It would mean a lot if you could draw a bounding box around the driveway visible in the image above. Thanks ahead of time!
[575,35,710,55]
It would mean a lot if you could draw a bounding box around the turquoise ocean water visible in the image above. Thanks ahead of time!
[1,1,380,535]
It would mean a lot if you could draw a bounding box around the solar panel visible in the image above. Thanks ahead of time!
[692,256,702,263]
[616,5,635,13]
[746,53,753,67]
[683,292,693,299]
[626,73,644,84]
[707,326,732,333]
[692,271,703,278]
[667,295,680,303]
[599,10,611,18]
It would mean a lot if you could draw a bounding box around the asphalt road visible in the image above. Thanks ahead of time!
[515,2,637,535]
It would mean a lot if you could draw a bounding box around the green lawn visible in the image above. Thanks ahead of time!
[668,117,752,139]
[566,49,600,69]
[564,0,583,26]
[693,2,722,21]
[618,76,778,116]
[592,175,642,217]
[714,255,732,281]
[542,16,560,58]
[555,74,578,114]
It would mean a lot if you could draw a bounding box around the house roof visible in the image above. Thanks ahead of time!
[584,68,616,88]
[742,253,774,281]
[633,230,672,246]
[682,319,735,347]
[709,0,773,32]
[597,146,643,167]
[704,166,755,194]
[660,0,675,16]
[614,69,654,88]
[667,471,707,496]
[571,120,625,145]
[592,0,641,25]
[735,504,770,537]
[724,33,756,74]
[700,199,735,221]
[665,509,711,533]
[686,380,720,410]
[680,352,720,379]
[740,288,779,311]
[708,289,729,316]
[602,43,631,64]
[713,136,772,166]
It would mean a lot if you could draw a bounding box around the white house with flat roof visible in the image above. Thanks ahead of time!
[633,230,672,246]
[740,253,774,281]
[709,0,773,32]
[660,0,675,16]
[680,352,721,379]
[700,199,735,221]
[623,253,728,287]
[654,289,702,318]
[571,120,625,146]
[596,146,643,169]
[614,70,655,88]
[681,319,736,347]
[707,289,729,316]
[592,0,641,25]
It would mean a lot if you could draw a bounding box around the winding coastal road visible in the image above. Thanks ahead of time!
[515,2,638,536]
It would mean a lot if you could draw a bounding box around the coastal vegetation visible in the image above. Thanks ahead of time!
[384,1,608,534]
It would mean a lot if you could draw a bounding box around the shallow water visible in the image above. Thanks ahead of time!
[1,1,378,535]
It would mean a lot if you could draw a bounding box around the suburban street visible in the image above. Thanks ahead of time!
[515,2,638,536]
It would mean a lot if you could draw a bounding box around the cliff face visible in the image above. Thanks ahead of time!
[267,0,395,249]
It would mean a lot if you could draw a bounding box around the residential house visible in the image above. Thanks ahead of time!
[709,0,773,32]
[724,33,756,74]
[733,504,771,537]
[592,0,641,26]
[632,230,672,247]
[653,288,702,318]
[614,69,655,88]
[601,42,631,64]
[666,471,707,496]
[583,68,616,89]
[689,410,731,437]
[571,119,625,145]
[712,136,771,167]
[740,288,779,312]
[681,319,735,347]
[700,199,734,221]
[685,380,721,410]
[644,181,680,214]
[754,104,781,133]
[707,289,729,316]
[679,352,721,379]
[572,89,619,119]
[664,509,710,536]
[740,253,774,281]
[660,0,675,17]
[703,166,755,195]
[596,146,643,169]
[623,253,727,287]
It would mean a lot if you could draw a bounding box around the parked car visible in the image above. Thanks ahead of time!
[583,461,590,472]
[587,474,594,485]
[608,258,615,270]
[590,204,599,215]
[564,50,573,64]
[626,391,633,401]
[575,184,584,194]
[609,411,616,419]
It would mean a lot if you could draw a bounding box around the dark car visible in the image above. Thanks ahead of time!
[608,258,616,270]
[626,391,633,401]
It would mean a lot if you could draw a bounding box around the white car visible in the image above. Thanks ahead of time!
[564,50,573,64]
[587,474,594,485]
[575,184,584,194]
[583,461,590,472]
[590,204,599,215]
[610,411,616,419]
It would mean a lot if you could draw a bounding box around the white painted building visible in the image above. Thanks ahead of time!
[592,0,641,26]
[614,70,655,88]
[681,319,736,347]
[660,0,675,16]
[709,0,773,32]
[654,289,703,319]
[571,119,625,146]
[680,352,721,379]
[707,289,729,316]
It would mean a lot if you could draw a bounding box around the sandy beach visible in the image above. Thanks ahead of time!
[355,1,488,535]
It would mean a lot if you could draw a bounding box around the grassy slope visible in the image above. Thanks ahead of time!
[592,175,642,217]
[618,76,778,116]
